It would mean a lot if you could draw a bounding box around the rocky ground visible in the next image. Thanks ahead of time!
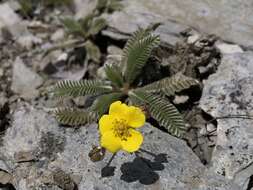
[0,0,253,190]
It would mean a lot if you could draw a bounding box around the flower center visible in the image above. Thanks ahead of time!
[112,118,131,141]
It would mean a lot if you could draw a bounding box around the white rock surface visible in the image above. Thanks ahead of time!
[0,103,240,190]
[216,43,244,54]
[11,57,43,99]
[188,34,201,44]
[0,2,42,48]
[0,3,21,27]
[16,34,42,49]
[74,0,98,19]
[51,29,65,42]
[200,52,253,189]
[104,0,253,48]
[103,11,187,46]
[0,2,21,42]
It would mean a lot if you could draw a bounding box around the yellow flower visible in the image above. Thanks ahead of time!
[99,101,145,153]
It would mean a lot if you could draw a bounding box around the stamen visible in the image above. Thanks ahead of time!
[112,118,131,141]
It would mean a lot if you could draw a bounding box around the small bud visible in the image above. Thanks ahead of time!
[88,146,106,162]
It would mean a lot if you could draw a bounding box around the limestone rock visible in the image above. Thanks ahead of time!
[74,0,98,19]
[0,103,239,189]
[0,3,21,29]
[200,52,253,189]
[0,3,43,49]
[103,0,253,49]
[11,57,43,99]
[0,2,21,43]
[16,33,42,49]
[103,10,188,46]
[215,43,244,54]
[51,29,65,42]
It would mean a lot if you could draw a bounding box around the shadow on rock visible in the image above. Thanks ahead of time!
[101,166,116,177]
[120,153,168,185]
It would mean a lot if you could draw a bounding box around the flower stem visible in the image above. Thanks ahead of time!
[106,153,117,167]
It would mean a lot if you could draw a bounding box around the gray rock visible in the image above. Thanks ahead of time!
[103,10,163,35]
[199,127,207,136]
[0,3,23,37]
[187,34,201,44]
[0,103,239,189]
[5,0,21,11]
[74,0,98,19]
[51,29,65,42]
[96,66,107,79]
[0,68,3,77]
[153,21,189,46]
[57,52,68,62]
[0,94,7,107]
[215,43,244,54]
[11,57,43,99]
[200,52,253,189]
[173,95,189,105]
[104,0,253,49]
[107,45,122,55]
[16,33,42,49]
[0,159,11,173]
[206,123,216,133]
[0,2,21,43]
[103,10,188,46]
[37,50,62,74]
[0,170,13,185]
[0,3,42,48]
[0,3,21,29]
[102,29,130,41]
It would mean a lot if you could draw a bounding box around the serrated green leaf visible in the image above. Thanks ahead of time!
[122,29,150,59]
[96,0,123,13]
[91,92,124,116]
[51,80,113,98]
[129,90,186,137]
[89,17,107,36]
[61,17,86,38]
[44,0,73,6]
[139,73,199,96]
[19,0,33,17]
[85,40,101,63]
[107,0,123,12]
[104,64,124,87]
[123,29,160,84]
[80,13,95,33]
[96,0,108,11]
[52,107,98,125]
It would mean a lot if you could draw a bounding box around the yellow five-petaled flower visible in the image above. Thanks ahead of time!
[99,101,146,153]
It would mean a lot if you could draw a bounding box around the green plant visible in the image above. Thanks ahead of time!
[59,0,123,63]
[19,0,73,17]
[50,28,199,137]
[43,0,73,7]
[61,14,107,40]
[61,13,107,63]
[96,0,123,13]
[19,0,33,17]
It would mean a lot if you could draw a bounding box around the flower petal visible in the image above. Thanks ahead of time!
[99,114,115,135]
[109,101,128,117]
[127,106,145,128]
[121,129,143,153]
[100,131,122,153]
